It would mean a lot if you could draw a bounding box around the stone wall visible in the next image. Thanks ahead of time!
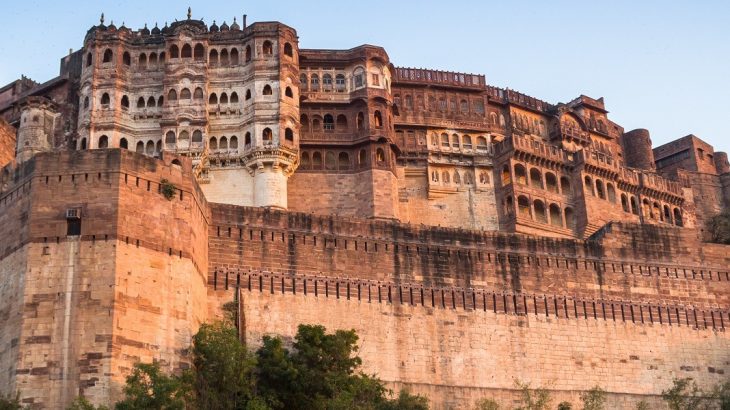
[0,118,15,168]
[241,289,730,410]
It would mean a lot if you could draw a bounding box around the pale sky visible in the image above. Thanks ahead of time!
[1,0,728,152]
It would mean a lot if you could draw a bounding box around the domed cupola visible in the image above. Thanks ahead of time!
[220,21,229,32]
[107,20,117,31]
[151,22,161,35]
[230,17,240,31]
[209,20,219,33]
[140,23,150,36]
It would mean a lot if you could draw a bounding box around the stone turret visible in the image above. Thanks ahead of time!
[622,128,655,171]
[714,151,729,175]
[16,97,59,163]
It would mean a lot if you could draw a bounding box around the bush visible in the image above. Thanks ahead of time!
[475,398,500,410]
[661,378,707,410]
[66,397,109,410]
[159,179,176,200]
[114,362,189,410]
[0,393,23,410]
[707,211,730,244]
[514,379,551,410]
[557,402,572,410]
[635,400,649,410]
[580,386,606,410]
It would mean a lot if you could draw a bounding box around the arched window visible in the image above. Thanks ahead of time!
[168,89,177,101]
[653,202,662,221]
[262,128,273,143]
[545,172,558,193]
[441,133,449,148]
[263,85,273,95]
[120,138,128,149]
[374,111,382,128]
[336,114,347,130]
[490,113,498,124]
[220,49,229,65]
[192,130,203,144]
[621,194,629,212]
[560,177,571,196]
[230,48,239,65]
[442,171,451,184]
[245,45,252,62]
[103,49,113,63]
[460,99,468,113]
[209,49,219,65]
[139,53,147,68]
[180,88,191,100]
[335,74,346,92]
[179,131,190,143]
[158,96,164,107]
[244,132,252,147]
[479,171,490,185]
[631,196,639,215]
[338,152,350,170]
[159,52,166,63]
[451,134,460,149]
[312,117,321,131]
[209,137,218,151]
[356,112,364,130]
[83,96,89,109]
[285,87,294,98]
[322,74,333,91]
[534,200,547,223]
[220,93,228,104]
[596,180,605,199]
[262,41,273,55]
[584,176,595,196]
[209,93,218,105]
[323,114,334,131]
[101,93,110,106]
[284,43,293,57]
[86,52,92,67]
[230,92,239,104]
[121,95,130,109]
[431,171,439,182]
[518,196,531,219]
[501,165,511,185]
[135,141,144,153]
[514,164,527,185]
[219,136,228,150]
[476,136,488,151]
[663,205,672,223]
[438,97,447,111]
[454,171,461,185]
[462,135,472,150]
[170,45,179,58]
[312,152,323,169]
[181,44,192,58]
[358,149,367,166]
[98,135,109,149]
[376,148,385,163]
[325,151,336,170]
[165,131,176,144]
[300,74,308,91]
[674,208,683,227]
[285,128,294,141]
[194,43,204,60]
[301,152,311,169]
[607,183,617,203]
[79,138,87,150]
[565,207,576,230]
[245,89,252,100]
[137,97,145,108]
[300,115,309,132]
[156,140,162,154]
[549,204,562,227]
[121,51,131,66]
[194,88,204,100]
[149,53,158,66]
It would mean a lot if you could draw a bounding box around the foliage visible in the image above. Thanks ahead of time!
[635,400,649,410]
[475,397,500,410]
[713,381,730,410]
[66,396,109,410]
[580,386,606,410]
[707,210,730,244]
[557,402,572,410]
[661,378,707,410]
[191,322,257,410]
[115,322,427,410]
[114,362,189,410]
[514,379,551,410]
[159,179,176,200]
[0,393,24,410]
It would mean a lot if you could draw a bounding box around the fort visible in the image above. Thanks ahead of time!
[0,10,729,409]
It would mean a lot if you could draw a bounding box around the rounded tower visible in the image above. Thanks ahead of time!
[16,97,59,162]
[714,151,730,175]
[621,128,655,170]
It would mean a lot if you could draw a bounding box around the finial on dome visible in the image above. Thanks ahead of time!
[187,7,192,20]
[100,13,104,25]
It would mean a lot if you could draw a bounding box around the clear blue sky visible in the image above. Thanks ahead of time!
[1,1,728,152]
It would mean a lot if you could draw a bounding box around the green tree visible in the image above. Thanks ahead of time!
[191,322,258,409]
[635,400,649,410]
[707,211,730,244]
[514,379,551,410]
[580,386,606,410]
[0,393,24,410]
[114,362,188,410]
[475,398,500,410]
[661,378,707,410]
[712,381,730,410]
[66,396,109,410]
